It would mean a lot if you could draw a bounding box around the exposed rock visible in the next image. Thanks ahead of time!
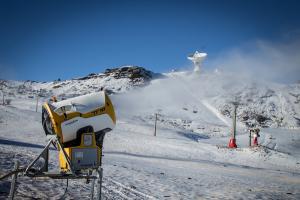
[255,114,271,125]
[104,66,153,81]
[74,73,105,80]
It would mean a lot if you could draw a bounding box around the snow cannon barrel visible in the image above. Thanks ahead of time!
[42,91,116,147]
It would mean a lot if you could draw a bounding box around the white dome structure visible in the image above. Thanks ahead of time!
[187,51,207,73]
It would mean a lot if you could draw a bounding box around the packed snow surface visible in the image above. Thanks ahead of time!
[0,68,300,199]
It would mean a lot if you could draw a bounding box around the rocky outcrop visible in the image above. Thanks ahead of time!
[104,66,154,81]
[74,73,105,80]
[74,66,156,84]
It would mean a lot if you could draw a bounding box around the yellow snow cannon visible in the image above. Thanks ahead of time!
[41,91,116,172]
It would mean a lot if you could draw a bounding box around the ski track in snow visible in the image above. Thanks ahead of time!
[201,100,231,127]
[102,178,157,200]
[1,148,300,200]
[0,146,156,200]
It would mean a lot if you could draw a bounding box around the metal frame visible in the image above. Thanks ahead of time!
[18,136,103,199]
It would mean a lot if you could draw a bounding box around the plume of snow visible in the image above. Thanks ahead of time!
[211,37,300,84]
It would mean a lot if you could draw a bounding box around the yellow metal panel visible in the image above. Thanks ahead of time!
[59,133,102,171]
[43,103,64,140]
[105,93,116,124]
[59,147,71,171]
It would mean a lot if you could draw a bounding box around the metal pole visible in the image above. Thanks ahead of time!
[9,160,19,200]
[25,137,54,174]
[36,95,39,112]
[249,130,252,147]
[96,167,103,200]
[233,105,237,140]
[91,177,95,200]
[154,113,157,136]
[2,93,4,105]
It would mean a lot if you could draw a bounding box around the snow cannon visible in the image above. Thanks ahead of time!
[42,91,116,172]
[42,91,116,146]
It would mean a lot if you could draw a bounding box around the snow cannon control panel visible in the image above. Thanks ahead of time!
[59,132,101,171]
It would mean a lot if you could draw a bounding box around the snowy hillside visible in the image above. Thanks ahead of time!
[0,66,300,199]
[0,66,156,99]
[1,66,299,131]
[115,70,300,135]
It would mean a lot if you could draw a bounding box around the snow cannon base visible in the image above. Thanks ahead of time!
[228,138,237,148]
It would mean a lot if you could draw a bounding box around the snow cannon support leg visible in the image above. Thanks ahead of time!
[228,138,237,148]
[253,137,258,146]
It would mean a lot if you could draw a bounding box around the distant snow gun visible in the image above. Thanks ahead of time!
[249,128,260,147]
[0,91,116,199]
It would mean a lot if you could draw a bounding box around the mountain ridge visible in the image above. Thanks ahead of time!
[0,66,299,130]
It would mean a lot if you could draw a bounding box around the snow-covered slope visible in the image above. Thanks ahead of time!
[0,103,299,199]
[114,70,300,137]
[0,66,300,199]
[1,67,299,131]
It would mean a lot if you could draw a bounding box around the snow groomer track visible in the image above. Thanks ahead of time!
[102,178,156,200]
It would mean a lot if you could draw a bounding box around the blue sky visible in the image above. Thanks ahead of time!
[0,0,300,81]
